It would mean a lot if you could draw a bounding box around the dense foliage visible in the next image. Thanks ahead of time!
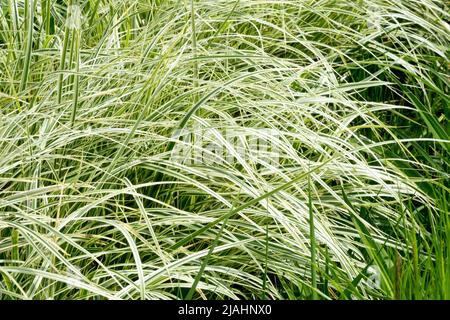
[0,0,449,299]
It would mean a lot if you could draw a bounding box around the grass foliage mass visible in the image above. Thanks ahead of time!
[0,0,449,299]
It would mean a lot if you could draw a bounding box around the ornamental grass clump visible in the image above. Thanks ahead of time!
[0,0,449,299]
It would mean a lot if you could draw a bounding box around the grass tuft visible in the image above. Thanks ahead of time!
[0,0,449,300]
